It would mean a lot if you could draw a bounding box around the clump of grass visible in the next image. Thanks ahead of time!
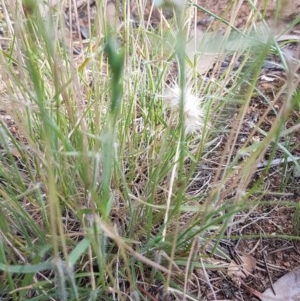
[0,0,299,300]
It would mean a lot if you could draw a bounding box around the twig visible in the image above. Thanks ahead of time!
[262,251,276,296]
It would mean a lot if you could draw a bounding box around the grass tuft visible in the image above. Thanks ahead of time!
[0,0,299,299]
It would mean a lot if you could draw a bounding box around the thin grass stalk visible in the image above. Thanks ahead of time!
[164,1,189,291]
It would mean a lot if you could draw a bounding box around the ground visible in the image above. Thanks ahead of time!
[0,0,299,300]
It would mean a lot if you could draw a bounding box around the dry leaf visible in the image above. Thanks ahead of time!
[106,1,120,27]
[242,266,300,301]
[276,34,300,42]
[228,255,256,280]
[293,166,300,178]
[186,29,222,75]
[261,266,300,301]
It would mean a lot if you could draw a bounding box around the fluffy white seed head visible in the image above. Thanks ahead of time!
[163,84,204,134]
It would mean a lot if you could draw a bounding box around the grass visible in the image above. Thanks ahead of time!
[0,0,299,300]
